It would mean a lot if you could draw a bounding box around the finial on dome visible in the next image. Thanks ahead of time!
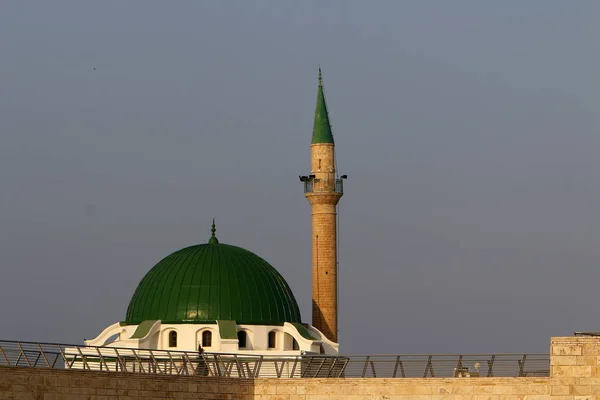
[318,66,323,87]
[208,218,219,244]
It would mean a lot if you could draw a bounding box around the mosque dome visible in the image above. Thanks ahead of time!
[124,223,302,325]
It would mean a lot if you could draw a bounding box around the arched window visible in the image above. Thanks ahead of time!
[202,330,212,347]
[292,338,299,351]
[237,331,247,348]
[268,331,277,349]
[168,331,177,348]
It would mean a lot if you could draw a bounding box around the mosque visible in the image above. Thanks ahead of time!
[84,69,346,356]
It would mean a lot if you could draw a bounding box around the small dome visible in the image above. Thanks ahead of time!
[125,229,302,325]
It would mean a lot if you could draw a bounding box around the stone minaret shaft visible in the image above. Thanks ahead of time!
[302,69,343,343]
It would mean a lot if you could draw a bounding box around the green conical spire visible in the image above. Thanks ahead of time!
[208,218,219,244]
[311,67,335,144]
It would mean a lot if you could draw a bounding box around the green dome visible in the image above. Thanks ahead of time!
[125,231,302,325]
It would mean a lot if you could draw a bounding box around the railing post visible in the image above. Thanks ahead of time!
[32,352,42,367]
[315,358,327,378]
[289,356,298,378]
[165,350,180,375]
[75,346,91,371]
[0,345,11,366]
[224,359,233,377]
[301,357,313,378]
[183,352,196,376]
[37,344,50,368]
[57,345,72,369]
[254,355,264,378]
[148,350,162,374]
[113,349,125,372]
[95,347,110,372]
[361,356,370,378]
[423,355,434,378]
[369,360,377,378]
[337,358,349,378]
[233,355,244,378]
[16,343,32,367]
[518,354,527,377]
[392,356,400,378]
[487,355,495,377]
[326,358,337,378]
[209,354,218,377]
[274,360,283,378]
[131,349,145,373]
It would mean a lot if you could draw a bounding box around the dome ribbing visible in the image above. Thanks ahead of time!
[125,239,302,325]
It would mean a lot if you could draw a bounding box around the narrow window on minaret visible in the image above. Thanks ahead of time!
[318,159,321,170]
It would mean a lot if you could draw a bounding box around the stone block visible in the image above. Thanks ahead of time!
[491,386,513,395]
[275,385,297,395]
[471,384,495,394]
[571,385,592,395]
[551,385,571,395]
[577,356,600,366]
[42,376,57,387]
[553,345,584,356]
[513,384,550,395]
[393,384,433,395]
[552,366,592,378]
[254,384,278,394]
[554,357,579,366]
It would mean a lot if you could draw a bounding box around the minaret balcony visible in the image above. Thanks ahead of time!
[303,178,343,195]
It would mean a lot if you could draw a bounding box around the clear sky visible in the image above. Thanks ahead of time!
[1,1,599,354]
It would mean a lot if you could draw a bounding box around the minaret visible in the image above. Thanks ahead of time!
[300,68,345,343]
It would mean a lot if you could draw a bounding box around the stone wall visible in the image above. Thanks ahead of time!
[550,336,600,398]
[0,366,252,399]
[254,377,551,399]
[3,336,600,400]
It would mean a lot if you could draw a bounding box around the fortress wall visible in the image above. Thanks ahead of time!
[254,377,551,400]
[0,366,252,400]
[3,336,600,399]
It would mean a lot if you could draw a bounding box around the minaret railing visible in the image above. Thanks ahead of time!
[303,178,343,194]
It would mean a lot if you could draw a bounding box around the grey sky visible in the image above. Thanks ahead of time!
[1,1,599,354]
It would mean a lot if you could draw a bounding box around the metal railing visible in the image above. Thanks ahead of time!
[0,340,550,378]
[303,178,343,195]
